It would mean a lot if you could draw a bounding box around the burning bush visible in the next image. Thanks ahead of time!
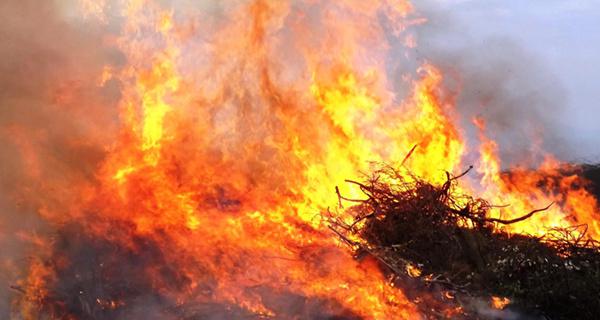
[12,222,366,320]
[3,1,600,319]
[328,166,600,319]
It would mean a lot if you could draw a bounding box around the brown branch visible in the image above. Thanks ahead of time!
[335,186,366,204]
[10,285,26,294]
[348,213,375,229]
[343,179,378,203]
[344,179,370,191]
[485,202,554,225]
[451,165,474,181]
[440,166,474,199]
[328,225,359,247]
[401,144,418,167]
[335,186,343,208]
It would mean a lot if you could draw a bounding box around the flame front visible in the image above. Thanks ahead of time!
[6,0,599,319]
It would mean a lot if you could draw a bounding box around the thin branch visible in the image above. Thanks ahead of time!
[451,165,474,181]
[401,144,418,167]
[344,179,370,190]
[348,213,375,229]
[335,186,344,208]
[335,186,366,204]
[10,285,25,294]
[328,226,359,247]
[485,204,511,209]
[485,202,554,225]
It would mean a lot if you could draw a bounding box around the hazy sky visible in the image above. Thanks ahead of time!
[422,0,600,161]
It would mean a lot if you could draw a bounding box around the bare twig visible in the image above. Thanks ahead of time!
[451,165,474,181]
[484,202,554,225]
[10,285,26,294]
[401,144,418,167]
[328,226,358,247]
[335,186,365,204]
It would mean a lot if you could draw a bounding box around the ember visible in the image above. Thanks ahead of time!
[1,0,599,319]
[491,297,510,310]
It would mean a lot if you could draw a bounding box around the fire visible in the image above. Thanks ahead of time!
[4,0,599,319]
[491,296,510,310]
[474,118,600,237]
[405,264,422,278]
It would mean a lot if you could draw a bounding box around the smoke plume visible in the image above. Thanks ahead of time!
[413,1,573,166]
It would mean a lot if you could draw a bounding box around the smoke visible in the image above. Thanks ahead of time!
[0,3,404,317]
[411,1,573,167]
[0,0,120,316]
[0,0,593,318]
[469,297,544,320]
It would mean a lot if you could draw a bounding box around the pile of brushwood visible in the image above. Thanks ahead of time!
[328,166,600,320]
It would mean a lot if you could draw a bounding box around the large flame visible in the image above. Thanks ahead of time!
[5,0,599,318]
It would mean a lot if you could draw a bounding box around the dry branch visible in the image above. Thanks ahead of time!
[326,165,600,320]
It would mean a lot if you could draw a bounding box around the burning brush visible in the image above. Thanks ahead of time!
[327,165,600,319]
[3,0,600,319]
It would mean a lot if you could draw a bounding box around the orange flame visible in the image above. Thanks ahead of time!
[6,0,599,318]
[491,296,510,310]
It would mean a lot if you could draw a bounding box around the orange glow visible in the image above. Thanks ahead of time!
[8,0,600,319]
[474,118,600,237]
[491,296,510,310]
[406,264,422,278]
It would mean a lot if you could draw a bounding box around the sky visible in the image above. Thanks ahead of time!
[420,0,600,162]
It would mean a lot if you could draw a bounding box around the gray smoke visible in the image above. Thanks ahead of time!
[0,0,594,317]
[411,0,579,167]
[0,0,119,316]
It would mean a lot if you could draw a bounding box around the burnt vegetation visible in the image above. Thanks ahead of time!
[10,164,600,319]
[11,223,362,320]
[328,165,600,319]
